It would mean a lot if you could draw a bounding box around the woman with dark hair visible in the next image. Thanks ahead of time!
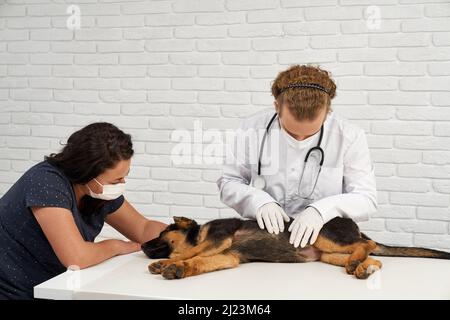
[0,122,167,300]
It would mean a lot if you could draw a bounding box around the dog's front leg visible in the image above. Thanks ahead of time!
[197,238,232,257]
[161,252,241,280]
[148,238,233,274]
[148,242,210,274]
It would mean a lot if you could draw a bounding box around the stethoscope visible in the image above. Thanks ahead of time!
[253,113,325,199]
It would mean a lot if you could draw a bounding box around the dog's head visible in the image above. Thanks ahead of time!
[141,216,200,259]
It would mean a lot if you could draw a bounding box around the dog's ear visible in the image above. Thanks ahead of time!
[173,216,196,229]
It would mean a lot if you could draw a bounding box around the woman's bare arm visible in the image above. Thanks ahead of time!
[32,207,141,269]
[105,200,167,244]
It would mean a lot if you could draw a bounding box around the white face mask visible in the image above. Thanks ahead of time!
[87,178,125,201]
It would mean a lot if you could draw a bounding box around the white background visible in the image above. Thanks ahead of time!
[0,0,449,251]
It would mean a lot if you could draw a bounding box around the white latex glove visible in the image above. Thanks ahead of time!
[288,207,324,248]
[255,202,290,235]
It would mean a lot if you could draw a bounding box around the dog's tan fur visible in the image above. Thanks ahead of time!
[142,216,450,280]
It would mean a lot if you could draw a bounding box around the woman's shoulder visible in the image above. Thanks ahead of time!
[0,161,74,211]
[20,161,74,208]
[22,160,71,187]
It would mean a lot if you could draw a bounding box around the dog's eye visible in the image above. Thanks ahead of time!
[171,240,175,244]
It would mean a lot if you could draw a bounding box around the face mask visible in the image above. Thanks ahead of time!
[87,178,125,201]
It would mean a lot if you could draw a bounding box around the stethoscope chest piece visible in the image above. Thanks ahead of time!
[253,176,266,190]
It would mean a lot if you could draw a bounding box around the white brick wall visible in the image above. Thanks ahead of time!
[0,0,449,250]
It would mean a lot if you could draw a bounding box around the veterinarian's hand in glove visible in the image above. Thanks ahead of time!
[288,207,324,248]
[256,202,290,235]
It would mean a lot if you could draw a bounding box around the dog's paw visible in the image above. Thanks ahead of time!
[354,264,371,279]
[148,261,163,274]
[162,263,186,280]
[345,260,360,275]
[148,260,172,274]
[355,262,382,279]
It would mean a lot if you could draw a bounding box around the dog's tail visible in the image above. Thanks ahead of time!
[361,233,450,260]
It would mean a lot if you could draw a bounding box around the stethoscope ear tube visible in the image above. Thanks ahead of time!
[257,113,278,176]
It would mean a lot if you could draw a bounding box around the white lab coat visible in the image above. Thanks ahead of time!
[217,109,377,223]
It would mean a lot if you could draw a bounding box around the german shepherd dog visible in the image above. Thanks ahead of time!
[142,216,450,280]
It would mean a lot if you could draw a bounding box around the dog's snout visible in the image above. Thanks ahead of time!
[141,238,171,259]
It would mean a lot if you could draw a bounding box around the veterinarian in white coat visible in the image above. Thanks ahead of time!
[217,65,377,249]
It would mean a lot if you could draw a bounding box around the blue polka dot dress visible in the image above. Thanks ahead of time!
[0,161,124,299]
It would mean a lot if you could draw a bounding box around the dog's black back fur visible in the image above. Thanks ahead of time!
[142,217,363,262]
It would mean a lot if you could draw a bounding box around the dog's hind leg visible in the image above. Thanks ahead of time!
[314,235,378,278]
[353,257,382,279]
[320,253,382,279]
[320,253,349,267]
[345,240,377,276]
[161,252,241,280]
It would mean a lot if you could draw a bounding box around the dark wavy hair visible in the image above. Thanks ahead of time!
[46,122,134,215]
